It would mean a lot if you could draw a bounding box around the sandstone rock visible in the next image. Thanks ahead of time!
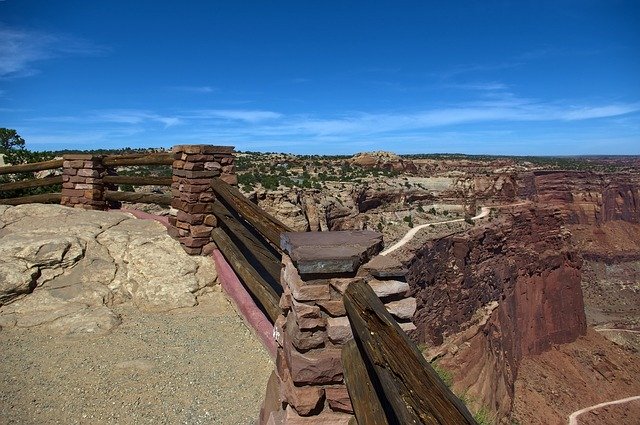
[324,386,353,413]
[367,278,410,298]
[0,204,219,334]
[284,337,343,385]
[282,405,352,425]
[384,297,416,320]
[327,316,352,345]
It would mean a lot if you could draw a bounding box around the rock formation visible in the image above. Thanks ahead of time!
[405,206,586,418]
[349,151,417,173]
[0,204,217,336]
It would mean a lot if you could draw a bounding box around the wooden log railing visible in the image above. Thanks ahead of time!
[208,178,289,322]
[0,159,64,175]
[343,280,477,425]
[0,153,173,206]
[210,178,292,249]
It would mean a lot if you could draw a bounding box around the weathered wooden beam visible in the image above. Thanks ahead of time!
[104,190,172,205]
[103,175,173,186]
[342,339,390,425]
[103,153,173,166]
[211,200,282,289]
[211,227,281,323]
[0,192,62,205]
[0,159,63,175]
[210,178,292,249]
[0,175,63,192]
[344,281,477,425]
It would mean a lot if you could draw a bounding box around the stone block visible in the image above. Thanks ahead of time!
[220,155,234,164]
[328,278,362,295]
[178,183,211,193]
[183,161,204,171]
[282,405,352,424]
[77,169,101,178]
[274,315,286,347]
[326,317,352,345]
[61,188,86,197]
[324,386,353,414]
[222,164,235,173]
[180,192,201,202]
[282,256,331,301]
[284,339,343,385]
[316,300,346,317]
[361,255,408,278]
[259,371,282,425]
[176,220,191,230]
[167,225,180,238]
[285,313,325,351]
[201,242,218,256]
[180,236,209,248]
[63,160,85,168]
[176,211,205,224]
[184,154,215,162]
[181,246,202,255]
[384,297,417,320]
[183,202,215,214]
[190,224,213,238]
[280,231,383,275]
[367,278,410,298]
[62,167,77,176]
[292,300,325,330]
[398,322,417,332]
[279,285,293,311]
[172,160,185,169]
[84,189,103,200]
[173,169,215,179]
[204,161,222,171]
[279,353,324,416]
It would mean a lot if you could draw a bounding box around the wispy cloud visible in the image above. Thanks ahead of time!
[0,24,107,78]
[169,85,216,93]
[187,109,282,123]
[93,110,181,128]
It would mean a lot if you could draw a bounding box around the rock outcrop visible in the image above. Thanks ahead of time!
[0,204,218,336]
[350,151,417,173]
[405,206,586,417]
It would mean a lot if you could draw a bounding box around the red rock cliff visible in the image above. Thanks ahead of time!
[405,206,586,417]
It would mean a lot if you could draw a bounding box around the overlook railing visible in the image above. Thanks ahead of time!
[1,144,477,424]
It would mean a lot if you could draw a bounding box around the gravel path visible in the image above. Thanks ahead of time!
[0,290,273,425]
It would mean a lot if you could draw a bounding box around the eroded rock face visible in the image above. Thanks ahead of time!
[406,206,586,417]
[350,151,417,173]
[531,171,640,225]
[0,204,218,336]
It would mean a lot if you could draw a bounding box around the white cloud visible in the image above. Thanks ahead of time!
[189,109,282,123]
[93,110,182,128]
[0,25,106,78]
[170,85,216,93]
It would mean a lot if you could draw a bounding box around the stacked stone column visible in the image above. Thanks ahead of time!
[168,145,235,255]
[61,154,107,210]
[260,231,417,424]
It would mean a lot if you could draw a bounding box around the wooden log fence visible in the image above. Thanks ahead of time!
[0,152,173,206]
[343,280,477,425]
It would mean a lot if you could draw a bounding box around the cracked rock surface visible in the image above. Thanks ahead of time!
[0,204,273,424]
[0,204,217,336]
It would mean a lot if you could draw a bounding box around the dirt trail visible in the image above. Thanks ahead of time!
[568,396,640,425]
[0,291,273,425]
[380,206,490,256]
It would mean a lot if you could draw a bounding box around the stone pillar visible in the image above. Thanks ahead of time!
[260,231,417,424]
[168,145,235,255]
[60,154,107,210]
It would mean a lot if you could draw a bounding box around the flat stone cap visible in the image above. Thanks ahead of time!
[361,255,408,278]
[173,145,235,154]
[281,231,383,275]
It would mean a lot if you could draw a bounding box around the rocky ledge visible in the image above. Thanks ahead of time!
[0,204,218,336]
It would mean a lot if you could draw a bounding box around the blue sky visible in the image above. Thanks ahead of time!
[1,1,638,155]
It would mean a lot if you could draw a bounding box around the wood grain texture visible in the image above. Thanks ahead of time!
[0,159,63,175]
[102,153,173,166]
[104,190,172,205]
[103,175,172,186]
[210,178,292,248]
[344,280,477,425]
[212,200,282,289]
[211,227,281,323]
[0,192,62,205]
[0,175,63,192]
[342,339,390,425]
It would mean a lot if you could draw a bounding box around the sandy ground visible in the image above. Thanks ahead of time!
[0,290,273,425]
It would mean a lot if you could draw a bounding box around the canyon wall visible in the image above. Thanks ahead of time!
[405,206,586,416]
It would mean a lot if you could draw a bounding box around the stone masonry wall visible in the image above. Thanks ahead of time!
[61,154,107,210]
[167,145,236,255]
[260,231,417,424]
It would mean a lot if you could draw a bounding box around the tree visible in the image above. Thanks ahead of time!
[0,128,28,164]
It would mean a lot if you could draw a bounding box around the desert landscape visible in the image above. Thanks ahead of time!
[2,149,638,424]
